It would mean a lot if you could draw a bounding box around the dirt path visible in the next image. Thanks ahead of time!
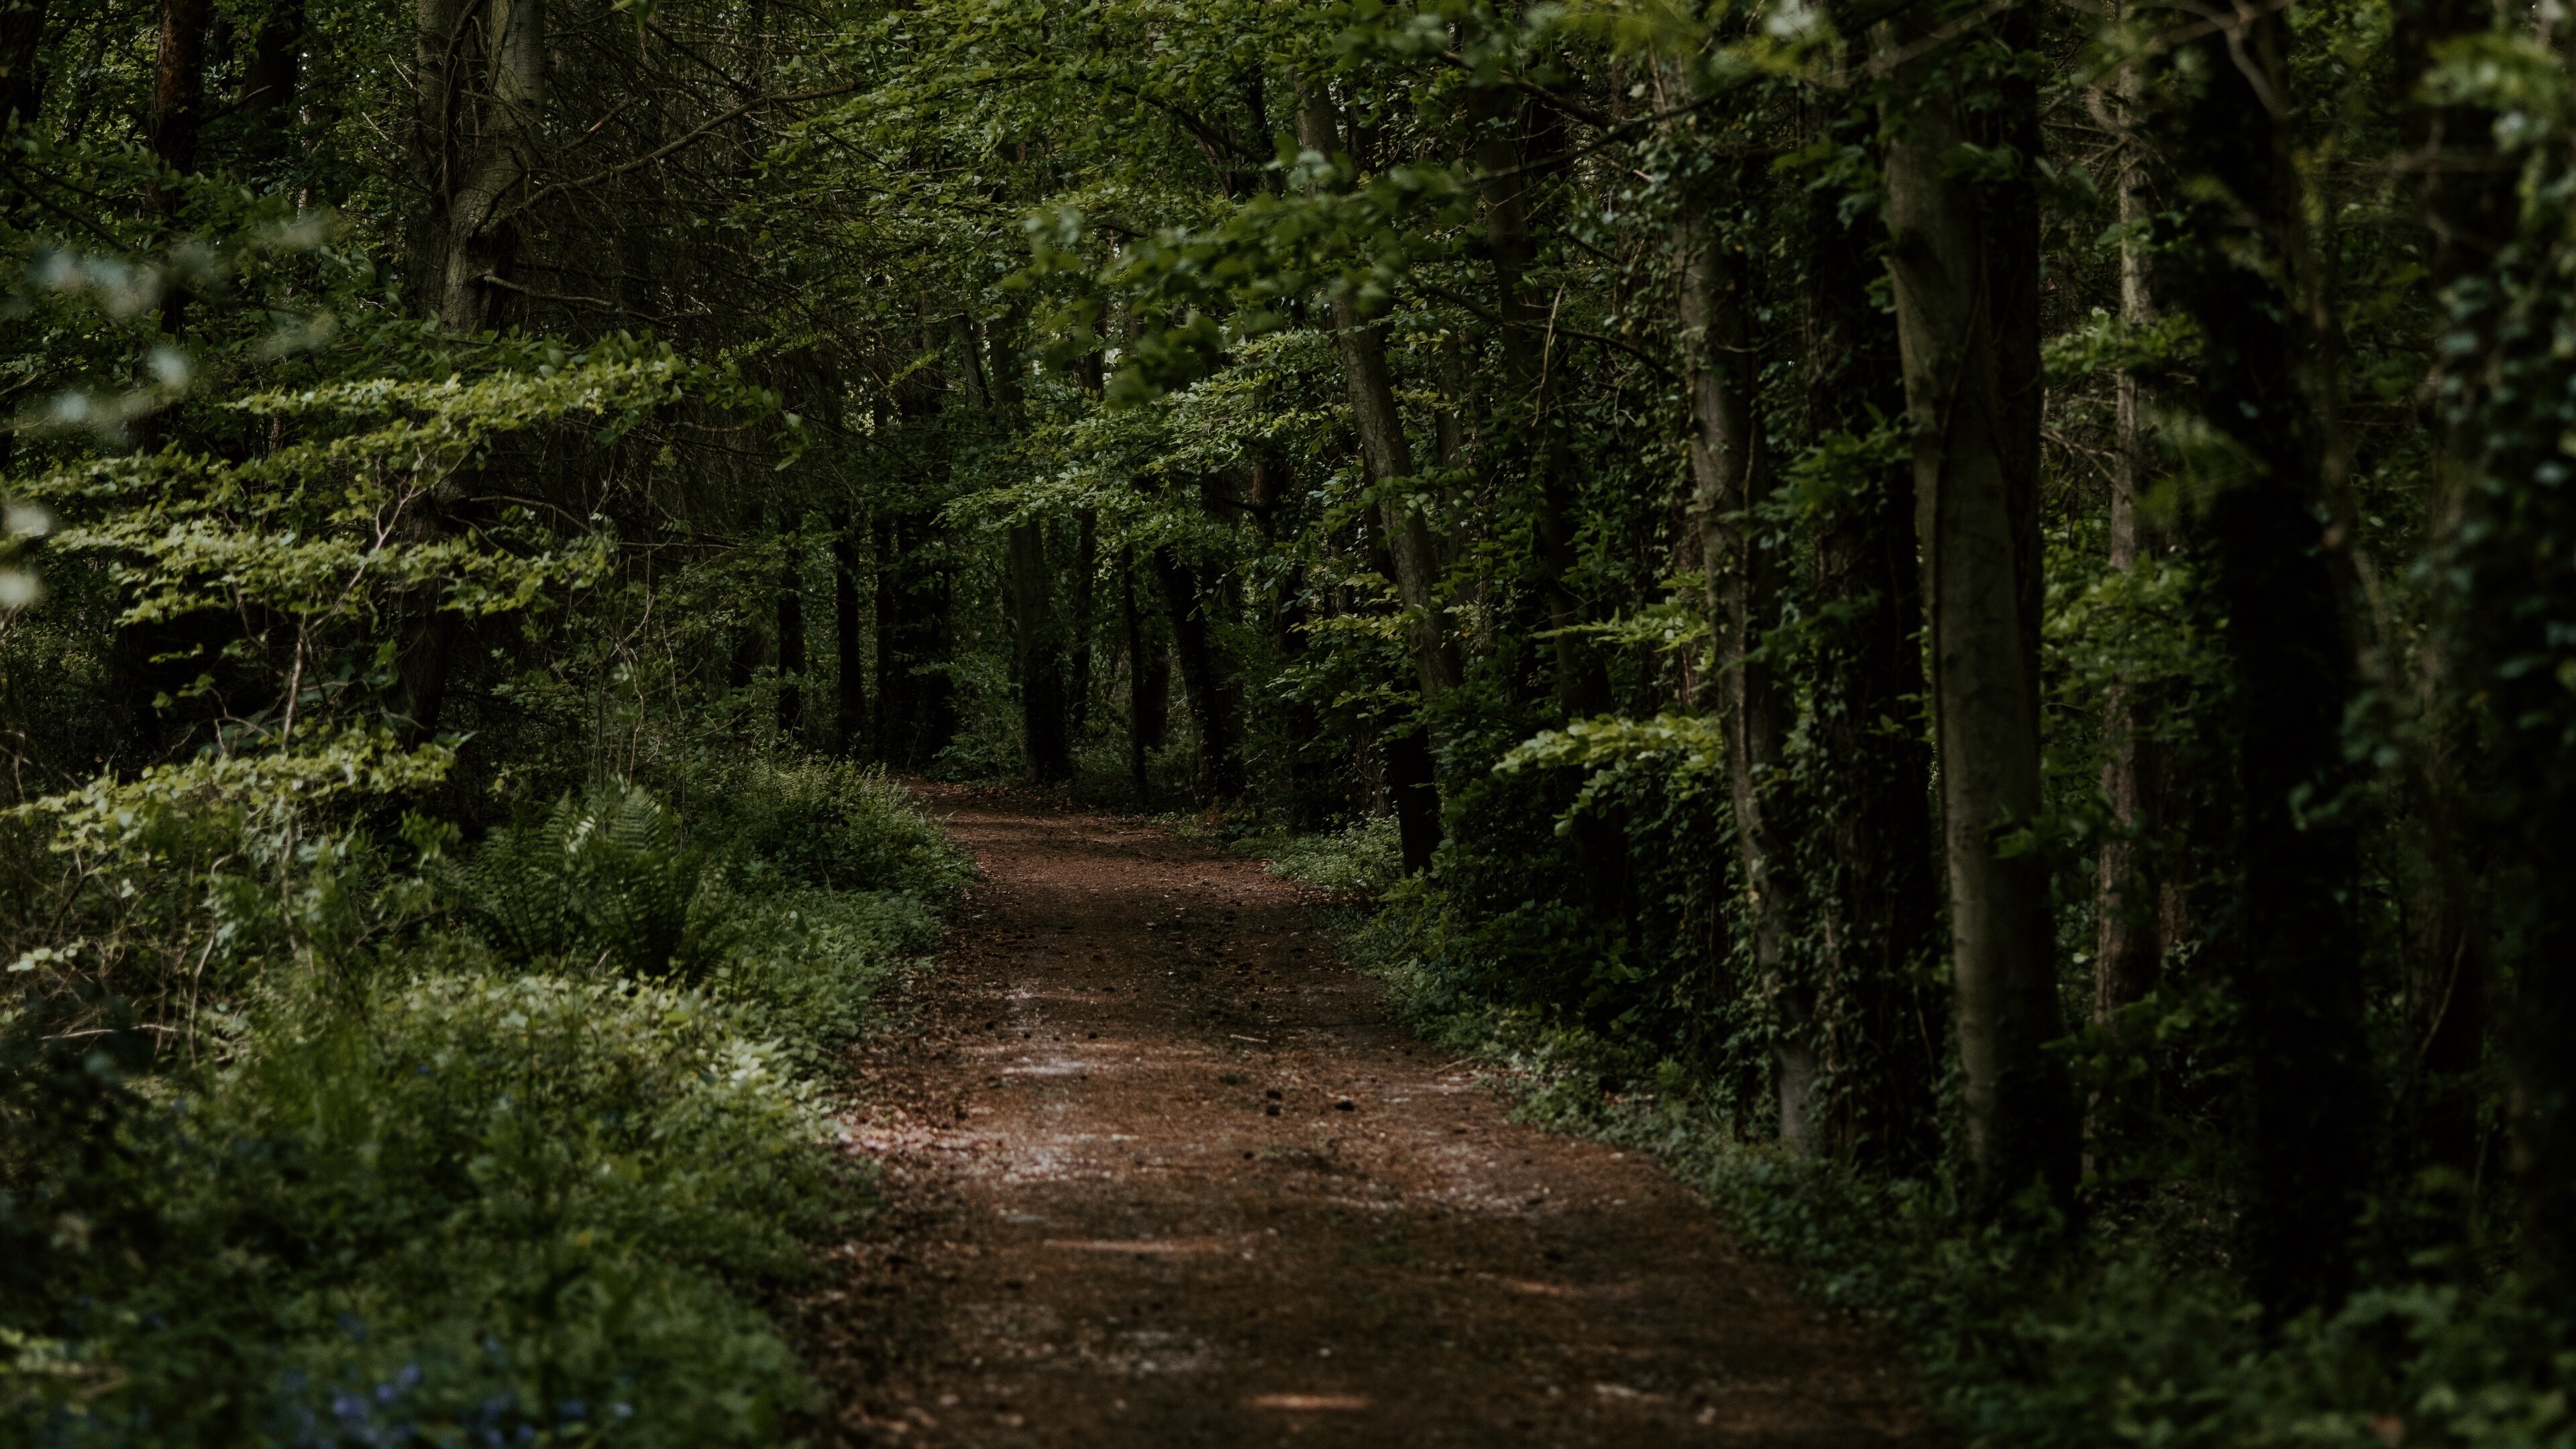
[800,788,1929,1447]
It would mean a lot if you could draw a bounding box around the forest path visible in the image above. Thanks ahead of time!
[801,786,1929,1448]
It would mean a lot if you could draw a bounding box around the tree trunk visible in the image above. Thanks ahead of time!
[1120,546,1155,807]
[1295,92,1459,702]
[2090,53,2167,1173]
[1,0,52,130]
[1476,87,1610,718]
[1069,511,1097,738]
[1010,519,1073,782]
[833,511,867,757]
[1878,8,2076,1213]
[1385,728,1440,875]
[1152,547,1240,800]
[439,0,543,331]
[1799,95,1944,1174]
[406,0,464,319]
[776,552,806,741]
[244,0,301,137]
[147,0,212,335]
[873,510,956,771]
[1679,166,1810,1154]
[2387,0,2508,1254]
[2157,1,2371,1315]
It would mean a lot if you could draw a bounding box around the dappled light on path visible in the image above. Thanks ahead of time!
[800,788,1928,1446]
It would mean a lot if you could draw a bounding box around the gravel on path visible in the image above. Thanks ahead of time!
[798,785,1931,1448]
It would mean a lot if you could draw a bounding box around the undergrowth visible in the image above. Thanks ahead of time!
[1316,885,2576,1449]
[1,759,965,1448]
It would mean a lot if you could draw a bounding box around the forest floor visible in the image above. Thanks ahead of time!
[797,786,1932,1448]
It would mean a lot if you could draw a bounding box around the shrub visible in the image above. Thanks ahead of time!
[450,787,728,980]
[2,759,964,1449]
[682,757,969,900]
[1238,814,1403,896]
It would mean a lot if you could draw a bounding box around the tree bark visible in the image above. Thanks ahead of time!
[777,551,806,741]
[244,0,301,136]
[1069,511,1097,738]
[2090,50,2167,1176]
[1295,92,1460,702]
[2157,1,2371,1315]
[1474,87,1610,718]
[1679,165,1811,1155]
[1385,728,1440,875]
[833,511,867,757]
[1877,5,2076,1212]
[1799,95,1945,1174]
[1,0,51,131]
[1120,545,1157,806]
[873,509,956,771]
[1152,547,1240,800]
[1010,519,1073,782]
[147,0,212,336]
[439,0,544,331]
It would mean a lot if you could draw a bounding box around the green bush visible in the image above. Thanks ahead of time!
[709,885,943,1076]
[2,759,963,1449]
[682,757,970,901]
[451,787,729,980]
[1237,814,1403,896]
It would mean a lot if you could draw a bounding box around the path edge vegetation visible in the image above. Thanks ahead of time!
[9,0,2576,1442]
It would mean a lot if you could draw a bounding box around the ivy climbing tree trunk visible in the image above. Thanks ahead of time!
[1679,162,1810,1154]
[1878,4,2076,1213]
[1799,91,1943,1172]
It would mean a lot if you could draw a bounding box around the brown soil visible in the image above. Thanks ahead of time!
[800,786,1931,1448]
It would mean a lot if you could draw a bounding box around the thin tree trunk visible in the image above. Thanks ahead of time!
[833,511,867,757]
[1877,7,2076,1212]
[777,552,806,741]
[1120,545,1155,807]
[1678,166,1809,1154]
[1069,511,1097,738]
[2091,54,2166,1172]
[1476,87,1610,718]
[1152,547,1239,800]
[1363,515,1446,872]
[1295,92,1459,702]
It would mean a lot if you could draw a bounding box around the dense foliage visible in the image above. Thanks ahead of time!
[5,0,2575,1440]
